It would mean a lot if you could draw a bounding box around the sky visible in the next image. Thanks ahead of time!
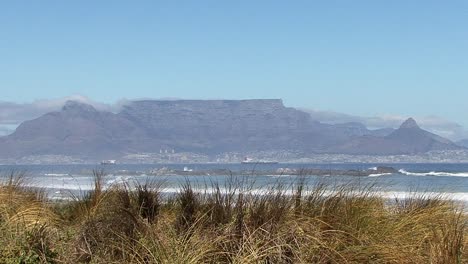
[0,1,467,127]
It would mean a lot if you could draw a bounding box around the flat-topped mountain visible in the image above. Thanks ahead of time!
[0,100,462,161]
[119,99,316,153]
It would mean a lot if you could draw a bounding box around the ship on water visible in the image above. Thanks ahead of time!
[101,159,117,165]
[241,157,278,164]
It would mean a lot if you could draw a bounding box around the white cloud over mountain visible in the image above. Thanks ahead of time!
[0,95,120,136]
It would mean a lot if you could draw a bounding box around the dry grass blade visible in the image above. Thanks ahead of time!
[0,170,466,263]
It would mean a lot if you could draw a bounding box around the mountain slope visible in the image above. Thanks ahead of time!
[329,118,462,155]
[0,101,149,159]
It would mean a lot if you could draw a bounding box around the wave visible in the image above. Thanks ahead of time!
[24,181,468,203]
[399,169,468,177]
[44,173,70,176]
[105,175,134,186]
[368,173,392,177]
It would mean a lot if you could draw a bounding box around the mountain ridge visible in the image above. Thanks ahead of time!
[0,100,463,160]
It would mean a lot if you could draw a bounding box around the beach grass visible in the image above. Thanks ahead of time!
[0,171,466,263]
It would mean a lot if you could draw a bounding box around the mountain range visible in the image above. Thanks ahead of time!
[0,99,463,161]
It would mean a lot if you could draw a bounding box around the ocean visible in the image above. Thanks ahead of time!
[1,163,468,202]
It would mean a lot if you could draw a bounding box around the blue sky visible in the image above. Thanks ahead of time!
[0,1,467,126]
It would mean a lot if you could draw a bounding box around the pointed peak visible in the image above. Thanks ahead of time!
[62,100,97,113]
[399,118,419,129]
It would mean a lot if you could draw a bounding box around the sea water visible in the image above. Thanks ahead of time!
[1,163,468,202]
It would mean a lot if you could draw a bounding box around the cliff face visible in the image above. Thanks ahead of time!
[0,101,462,160]
[118,99,324,153]
[119,99,309,135]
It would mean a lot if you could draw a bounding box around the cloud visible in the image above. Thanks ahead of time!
[0,125,16,136]
[414,116,468,141]
[0,95,121,136]
[300,108,468,141]
[0,95,187,136]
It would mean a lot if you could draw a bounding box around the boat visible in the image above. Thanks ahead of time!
[100,160,117,165]
[241,157,278,164]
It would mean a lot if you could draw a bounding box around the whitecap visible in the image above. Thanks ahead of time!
[368,173,392,177]
[399,169,468,177]
[44,173,70,176]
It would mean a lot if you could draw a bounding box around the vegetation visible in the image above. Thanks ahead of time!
[0,171,466,263]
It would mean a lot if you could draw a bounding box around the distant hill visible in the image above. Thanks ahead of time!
[328,118,462,155]
[0,100,462,161]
